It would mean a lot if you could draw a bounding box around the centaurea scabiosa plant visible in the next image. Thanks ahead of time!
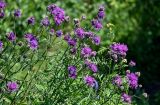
[0,2,147,105]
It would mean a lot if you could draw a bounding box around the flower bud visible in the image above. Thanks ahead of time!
[17,41,23,46]
[74,18,80,27]
[143,93,148,98]
[139,84,142,88]
[122,59,127,63]
[112,54,118,61]
[120,86,124,90]
[81,15,86,20]
[65,16,70,22]
[126,70,130,74]
[0,11,5,19]
[91,51,97,56]
[74,18,79,24]
[50,28,54,35]
[136,72,141,77]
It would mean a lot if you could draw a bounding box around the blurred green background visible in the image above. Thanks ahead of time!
[3,0,160,104]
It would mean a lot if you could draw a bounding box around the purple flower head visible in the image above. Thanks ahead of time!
[7,81,18,92]
[0,1,6,9]
[14,9,21,18]
[85,60,98,73]
[24,33,38,50]
[0,41,3,49]
[84,76,97,88]
[7,32,16,41]
[24,33,34,41]
[98,10,105,19]
[75,28,84,39]
[110,43,128,57]
[81,46,92,58]
[98,6,105,19]
[68,38,77,46]
[0,11,4,18]
[84,31,94,38]
[113,75,122,87]
[68,66,77,79]
[88,63,98,73]
[92,36,101,45]
[27,17,35,25]
[129,60,136,67]
[121,93,131,104]
[91,19,103,30]
[48,4,65,25]
[56,30,63,37]
[84,59,90,65]
[47,4,56,12]
[41,17,50,27]
[126,72,138,89]
[29,39,38,50]
[64,34,71,41]
[50,28,54,35]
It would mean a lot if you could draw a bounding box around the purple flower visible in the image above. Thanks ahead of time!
[24,33,38,50]
[92,36,101,45]
[121,93,131,104]
[84,31,94,38]
[0,11,4,18]
[0,41,3,49]
[126,72,138,89]
[64,34,71,41]
[81,46,92,58]
[48,4,65,25]
[84,76,96,87]
[56,30,63,37]
[0,1,6,9]
[14,9,21,18]
[67,38,77,46]
[29,39,38,50]
[129,60,136,67]
[41,17,50,27]
[68,66,77,79]
[110,43,128,57]
[47,4,56,12]
[24,33,34,41]
[7,81,18,92]
[88,63,98,73]
[98,6,105,19]
[113,75,122,87]
[91,19,103,30]
[27,17,35,25]
[85,60,98,73]
[75,28,84,39]
[7,32,16,41]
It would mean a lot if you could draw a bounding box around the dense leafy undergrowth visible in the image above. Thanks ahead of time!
[0,1,148,105]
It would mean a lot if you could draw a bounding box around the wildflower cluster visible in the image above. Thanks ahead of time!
[0,1,147,105]
[0,1,6,18]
